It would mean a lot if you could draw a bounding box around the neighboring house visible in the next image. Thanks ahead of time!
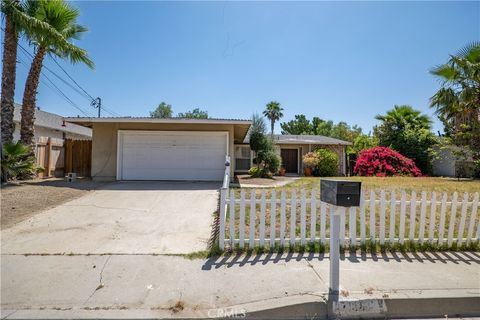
[237,134,351,176]
[66,117,351,181]
[13,104,92,142]
[432,144,475,177]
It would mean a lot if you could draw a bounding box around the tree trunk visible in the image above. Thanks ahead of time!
[20,46,46,152]
[1,13,18,146]
[271,120,275,138]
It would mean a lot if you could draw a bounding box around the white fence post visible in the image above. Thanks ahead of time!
[270,189,277,247]
[340,207,346,246]
[280,190,286,246]
[229,189,235,247]
[466,193,479,245]
[239,190,246,248]
[349,207,356,246]
[428,192,437,243]
[409,191,417,242]
[399,191,407,244]
[438,193,448,245]
[418,191,427,244]
[310,189,317,243]
[219,188,227,250]
[370,191,376,242]
[290,190,297,246]
[447,192,458,247]
[379,190,386,245]
[259,190,266,247]
[320,201,327,245]
[360,192,366,244]
[300,189,307,245]
[457,193,469,246]
[249,190,256,248]
[389,191,396,244]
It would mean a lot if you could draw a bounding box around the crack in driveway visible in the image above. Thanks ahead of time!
[84,255,111,304]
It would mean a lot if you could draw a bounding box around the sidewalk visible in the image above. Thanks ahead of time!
[1,251,479,319]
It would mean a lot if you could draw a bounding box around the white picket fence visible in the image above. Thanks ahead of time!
[219,188,480,250]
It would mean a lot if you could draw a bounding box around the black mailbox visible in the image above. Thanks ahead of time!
[320,179,362,207]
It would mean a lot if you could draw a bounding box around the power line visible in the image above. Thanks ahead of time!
[15,41,121,117]
[16,52,94,117]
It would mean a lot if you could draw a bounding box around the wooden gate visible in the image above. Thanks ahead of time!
[36,137,65,178]
[64,139,92,177]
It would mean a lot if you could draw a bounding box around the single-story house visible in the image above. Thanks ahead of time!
[432,144,475,177]
[66,117,351,181]
[13,104,92,142]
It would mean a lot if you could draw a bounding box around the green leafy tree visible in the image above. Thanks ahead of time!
[20,0,94,151]
[1,0,73,145]
[374,105,436,174]
[249,113,267,166]
[352,134,378,155]
[177,108,208,119]
[280,114,313,135]
[150,102,173,118]
[430,42,480,156]
[313,148,339,177]
[262,101,283,137]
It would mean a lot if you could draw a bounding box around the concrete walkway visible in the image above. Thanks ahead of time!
[1,251,479,319]
[1,181,220,255]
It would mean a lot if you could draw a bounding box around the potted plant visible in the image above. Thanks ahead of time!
[279,166,286,176]
[302,152,319,177]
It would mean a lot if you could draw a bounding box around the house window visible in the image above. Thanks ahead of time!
[235,145,251,171]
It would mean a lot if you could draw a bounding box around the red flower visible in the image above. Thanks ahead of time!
[354,147,422,177]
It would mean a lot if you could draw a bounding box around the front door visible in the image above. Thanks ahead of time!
[281,149,299,174]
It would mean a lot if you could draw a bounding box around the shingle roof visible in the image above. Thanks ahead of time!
[13,104,92,137]
[273,134,352,145]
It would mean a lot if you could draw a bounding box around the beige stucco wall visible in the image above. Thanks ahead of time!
[91,123,235,180]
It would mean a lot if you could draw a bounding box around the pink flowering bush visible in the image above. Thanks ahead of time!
[354,147,422,177]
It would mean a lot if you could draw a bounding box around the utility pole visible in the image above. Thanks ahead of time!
[91,97,101,118]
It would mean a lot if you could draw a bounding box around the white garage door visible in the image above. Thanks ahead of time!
[117,131,228,181]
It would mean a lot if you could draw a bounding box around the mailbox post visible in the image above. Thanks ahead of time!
[320,179,362,305]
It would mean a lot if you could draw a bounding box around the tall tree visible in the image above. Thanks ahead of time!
[20,0,94,149]
[374,105,436,174]
[150,102,173,118]
[1,0,67,145]
[262,101,283,137]
[177,108,208,119]
[430,42,480,155]
[280,114,312,135]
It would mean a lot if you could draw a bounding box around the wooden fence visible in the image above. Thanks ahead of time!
[219,189,480,250]
[35,137,91,178]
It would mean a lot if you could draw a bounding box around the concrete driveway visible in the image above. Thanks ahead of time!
[1,181,220,255]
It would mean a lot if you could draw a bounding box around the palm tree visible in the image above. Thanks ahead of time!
[430,42,480,153]
[1,0,68,145]
[263,101,283,137]
[375,105,432,130]
[20,0,94,149]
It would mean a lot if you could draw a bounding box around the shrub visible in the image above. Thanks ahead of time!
[260,150,280,175]
[248,166,265,178]
[314,148,339,177]
[302,152,320,168]
[354,146,422,177]
[1,142,38,182]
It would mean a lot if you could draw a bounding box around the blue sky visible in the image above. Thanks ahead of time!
[13,1,480,134]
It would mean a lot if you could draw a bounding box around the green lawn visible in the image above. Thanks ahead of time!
[224,177,480,252]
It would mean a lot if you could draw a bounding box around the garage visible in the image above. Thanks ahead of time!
[117,130,228,181]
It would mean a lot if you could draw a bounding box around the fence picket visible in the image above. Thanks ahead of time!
[259,190,266,247]
[219,188,227,250]
[229,189,235,246]
[290,190,297,246]
[349,207,356,246]
[399,191,407,244]
[310,189,317,243]
[320,202,327,245]
[340,207,346,246]
[418,191,427,243]
[239,190,246,248]
[447,192,458,247]
[438,193,448,245]
[428,192,437,243]
[360,192,366,244]
[379,191,386,245]
[466,193,479,245]
[249,190,256,248]
[389,191,396,244]
[456,193,469,246]
[409,191,417,242]
[270,189,277,247]
[370,191,376,242]
[280,190,286,246]
[300,190,307,245]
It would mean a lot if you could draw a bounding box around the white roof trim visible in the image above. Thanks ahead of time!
[65,117,252,125]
